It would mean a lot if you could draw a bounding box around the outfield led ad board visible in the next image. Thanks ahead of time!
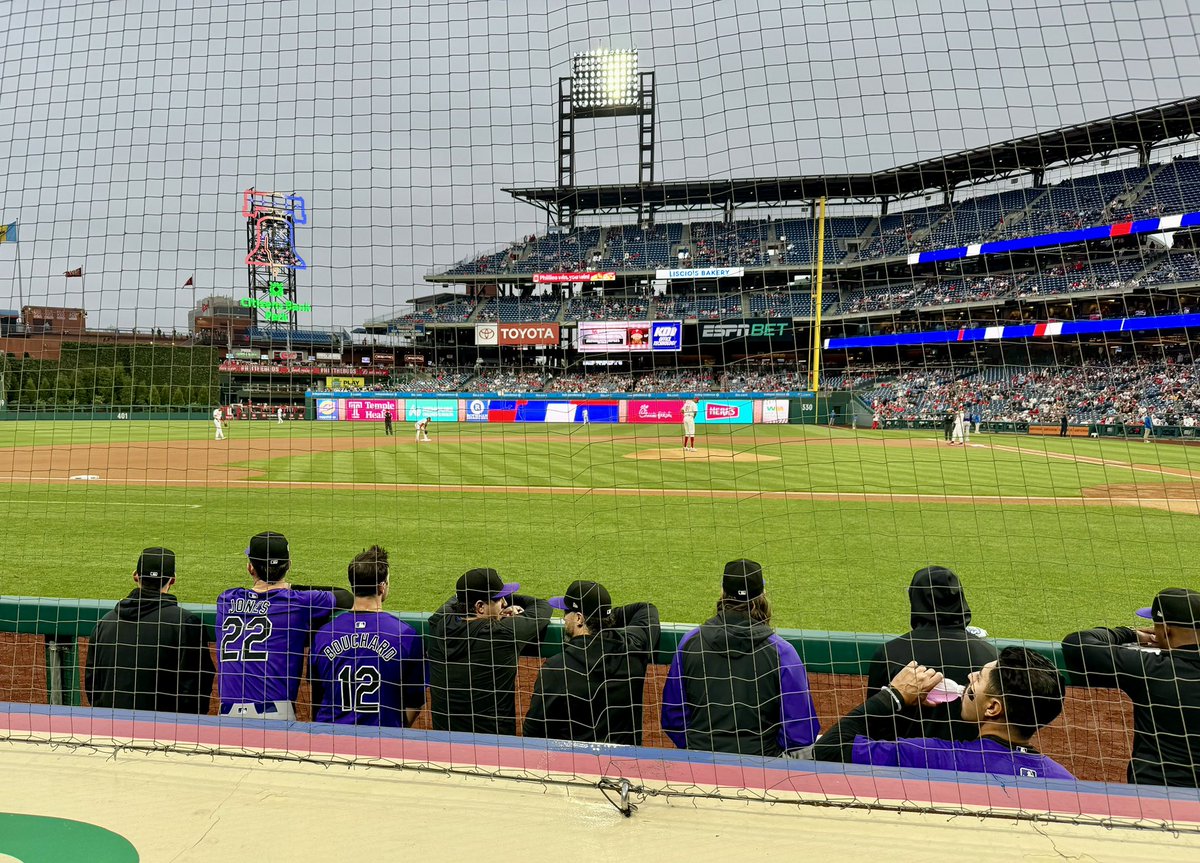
[577,320,682,352]
[696,399,754,424]
[465,398,618,423]
[404,399,458,422]
[315,397,400,421]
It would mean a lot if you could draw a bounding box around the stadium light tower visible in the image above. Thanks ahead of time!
[557,48,656,225]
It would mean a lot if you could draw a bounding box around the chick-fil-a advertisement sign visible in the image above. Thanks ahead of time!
[626,400,683,423]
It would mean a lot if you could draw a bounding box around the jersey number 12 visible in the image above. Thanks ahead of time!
[337,665,382,713]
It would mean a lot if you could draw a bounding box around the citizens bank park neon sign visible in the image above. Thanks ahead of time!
[242,190,314,321]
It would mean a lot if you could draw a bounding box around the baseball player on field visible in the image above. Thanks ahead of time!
[213,407,226,441]
[682,398,698,452]
[415,416,431,442]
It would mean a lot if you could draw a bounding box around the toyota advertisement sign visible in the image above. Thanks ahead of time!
[577,320,682,352]
[475,323,560,346]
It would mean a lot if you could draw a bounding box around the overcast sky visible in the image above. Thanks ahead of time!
[2,0,1199,329]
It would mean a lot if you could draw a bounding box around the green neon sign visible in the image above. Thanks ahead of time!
[241,281,313,323]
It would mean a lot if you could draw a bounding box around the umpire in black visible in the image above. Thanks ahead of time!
[426,568,551,735]
[1063,588,1200,787]
[85,548,215,713]
[523,581,660,745]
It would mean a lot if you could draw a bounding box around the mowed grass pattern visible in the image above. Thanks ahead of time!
[1,419,1198,640]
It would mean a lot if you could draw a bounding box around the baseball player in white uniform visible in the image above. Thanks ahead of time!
[682,399,698,452]
[277,406,284,424]
[951,408,966,446]
[415,417,431,442]
[213,407,226,441]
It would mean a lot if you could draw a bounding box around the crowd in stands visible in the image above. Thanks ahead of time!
[859,359,1200,426]
[428,157,1200,283]
[467,369,546,392]
[631,369,717,393]
[719,368,807,391]
[542,372,633,393]
[564,296,652,321]
[81,540,1200,786]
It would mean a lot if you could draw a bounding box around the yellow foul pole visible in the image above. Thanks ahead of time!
[809,196,827,392]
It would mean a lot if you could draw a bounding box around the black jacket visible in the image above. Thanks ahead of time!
[865,568,997,741]
[426,594,551,735]
[84,589,216,714]
[523,603,660,745]
[1063,626,1200,787]
[661,609,820,757]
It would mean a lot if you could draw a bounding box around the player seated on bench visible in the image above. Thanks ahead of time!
[813,647,1073,779]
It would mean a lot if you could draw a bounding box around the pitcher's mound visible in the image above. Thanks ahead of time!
[624,448,780,463]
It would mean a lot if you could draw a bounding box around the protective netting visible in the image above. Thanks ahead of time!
[2,0,1200,832]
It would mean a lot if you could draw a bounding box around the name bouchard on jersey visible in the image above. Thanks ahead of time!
[321,632,398,662]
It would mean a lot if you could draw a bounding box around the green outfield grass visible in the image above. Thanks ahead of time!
[1,419,1198,640]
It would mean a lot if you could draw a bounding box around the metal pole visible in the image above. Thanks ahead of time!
[809,197,828,392]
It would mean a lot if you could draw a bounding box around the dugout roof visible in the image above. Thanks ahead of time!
[504,96,1200,212]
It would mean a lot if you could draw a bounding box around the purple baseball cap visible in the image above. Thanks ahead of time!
[1137,589,1200,627]
[456,568,518,606]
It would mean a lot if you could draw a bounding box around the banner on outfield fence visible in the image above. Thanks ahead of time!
[654,267,745,280]
[761,399,790,424]
[343,399,400,422]
[325,376,365,390]
[698,320,793,342]
[626,400,684,423]
[466,398,618,423]
[315,398,339,421]
[697,399,753,424]
[533,271,615,284]
[475,323,560,346]
[577,320,682,352]
[404,399,458,422]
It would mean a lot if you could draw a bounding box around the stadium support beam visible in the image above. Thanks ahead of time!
[810,197,828,392]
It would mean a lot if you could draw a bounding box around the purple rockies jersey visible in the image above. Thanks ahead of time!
[852,735,1074,780]
[310,612,426,727]
[216,587,336,710]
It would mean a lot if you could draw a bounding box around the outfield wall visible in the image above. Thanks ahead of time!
[304,391,829,424]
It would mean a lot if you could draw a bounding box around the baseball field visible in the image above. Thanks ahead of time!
[1,418,1197,640]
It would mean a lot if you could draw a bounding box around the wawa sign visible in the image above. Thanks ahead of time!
[475,323,561,347]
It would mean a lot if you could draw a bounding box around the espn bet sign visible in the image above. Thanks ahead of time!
[699,320,792,342]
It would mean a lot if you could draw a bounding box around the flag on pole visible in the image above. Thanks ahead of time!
[64,267,83,278]
[0,223,16,244]
[182,276,194,288]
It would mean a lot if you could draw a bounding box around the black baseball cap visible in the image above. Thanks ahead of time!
[723,559,765,601]
[1136,588,1200,628]
[456,568,519,607]
[550,580,612,618]
[136,547,176,580]
[246,531,290,576]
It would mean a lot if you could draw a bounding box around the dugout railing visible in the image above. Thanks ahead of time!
[0,595,1070,707]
